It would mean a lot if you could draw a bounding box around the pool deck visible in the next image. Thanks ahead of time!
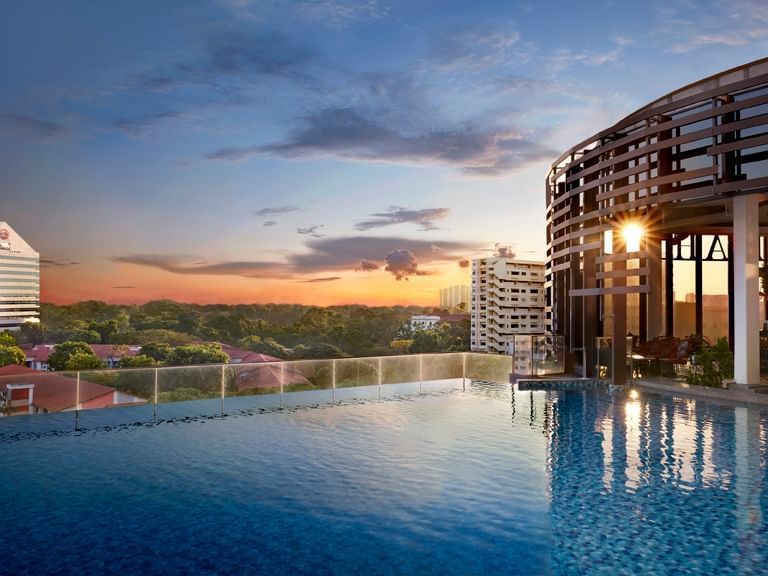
[515,373,768,407]
[634,377,768,407]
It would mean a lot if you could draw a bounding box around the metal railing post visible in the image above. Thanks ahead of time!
[75,371,81,429]
[332,359,337,402]
[153,367,158,421]
[419,354,423,394]
[220,365,225,415]
[378,357,382,400]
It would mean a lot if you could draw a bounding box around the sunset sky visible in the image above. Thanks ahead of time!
[2,0,767,305]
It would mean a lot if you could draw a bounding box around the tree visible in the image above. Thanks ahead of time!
[238,335,289,359]
[19,322,45,345]
[64,351,106,371]
[290,342,347,360]
[167,343,229,366]
[139,342,173,362]
[119,354,158,368]
[409,329,442,353]
[0,344,25,367]
[48,341,103,371]
[88,320,119,343]
[0,331,18,346]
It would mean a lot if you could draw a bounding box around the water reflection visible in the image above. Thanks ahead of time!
[527,387,768,575]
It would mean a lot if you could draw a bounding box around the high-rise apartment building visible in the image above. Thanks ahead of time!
[471,258,546,353]
[439,285,470,311]
[0,222,40,330]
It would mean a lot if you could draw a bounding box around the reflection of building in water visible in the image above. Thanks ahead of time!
[540,390,767,574]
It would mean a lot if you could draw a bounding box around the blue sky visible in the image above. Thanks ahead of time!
[1,0,767,304]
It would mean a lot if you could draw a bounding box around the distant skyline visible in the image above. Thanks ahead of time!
[2,0,765,305]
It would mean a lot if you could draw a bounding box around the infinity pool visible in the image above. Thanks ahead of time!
[1,382,767,575]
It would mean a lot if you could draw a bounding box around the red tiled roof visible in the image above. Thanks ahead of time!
[216,343,282,364]
[89,344,141,360]
[0,367,126,413]
[22,344,55,362]
[233,363,311,391]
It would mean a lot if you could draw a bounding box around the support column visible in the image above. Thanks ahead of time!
[733,194,760,385]
[665,238,674,337]
[728,236,735,350]
[612,232,627,386]
[695,235,703,336]
[647,235,663,340]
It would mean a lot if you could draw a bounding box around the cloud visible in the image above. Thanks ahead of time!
[297,224,325,238]
[494,243,516,258]
[355,207,450,232]
[207,32,313,79]
[289,235,479,272]
[432,28,534,71]
[112,286,138,289]
[254,205,300,217]
[458,259,470,268]
[384,249,431,281]
[294,0,388,28]
[207,107,556,175]
[114,111,186,136]
[263,221,277,227]
[114,254,290,278]
[658,0,768,54]
[357,259,380,271]
[222,0,387,28]
[670,33,750,53]
[297,276,342,283]
[2,114,67,140]
[40,258,79,267]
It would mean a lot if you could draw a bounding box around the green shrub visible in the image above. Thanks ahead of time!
[686,337,733,387]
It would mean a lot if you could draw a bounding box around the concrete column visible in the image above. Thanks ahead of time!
[647,235,663,340]
[733,194,760,385]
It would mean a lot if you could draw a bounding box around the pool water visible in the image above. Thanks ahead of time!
[1,383,768,575]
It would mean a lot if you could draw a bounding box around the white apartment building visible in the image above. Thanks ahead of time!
[471,258,546,353]
[0,222,40,331]
[439,285,470,311]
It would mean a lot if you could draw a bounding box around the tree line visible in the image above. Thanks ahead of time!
[4,300,470,368]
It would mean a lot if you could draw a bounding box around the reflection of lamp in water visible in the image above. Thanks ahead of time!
[622,222,645,253]
[629,388,639,401]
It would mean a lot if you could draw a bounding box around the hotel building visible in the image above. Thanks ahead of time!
[0,222,40,330]
[439,285,471,311]
[546,57,768,385]
[470,258,546,353]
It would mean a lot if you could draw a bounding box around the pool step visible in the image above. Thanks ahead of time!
[516,378,606,391]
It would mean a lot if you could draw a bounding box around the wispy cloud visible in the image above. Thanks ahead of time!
[207,107,556,175]
[355,207,450,232]
[40,258,79,267]
[659,0,768,53]
[263,220,277,227]
[2,114,68,140]
[114,254,290,278]
[113,285,138,289]
[297,224,325,238]
[357,259,380,271]
[458,259,470,268]
[289,235,479,272]
[254,205,300,217]
[114,111,187,136]
[297,276,342,283]
[222,0,388,28]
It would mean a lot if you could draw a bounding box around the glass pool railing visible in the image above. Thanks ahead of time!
[0,349,565,432]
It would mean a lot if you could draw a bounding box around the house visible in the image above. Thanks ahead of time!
[232,362,312,392]
[89,344,141,368]
[21,343,142,371]
[410,313,470,332]
[0,365,145,415]
[216,343,284,364]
